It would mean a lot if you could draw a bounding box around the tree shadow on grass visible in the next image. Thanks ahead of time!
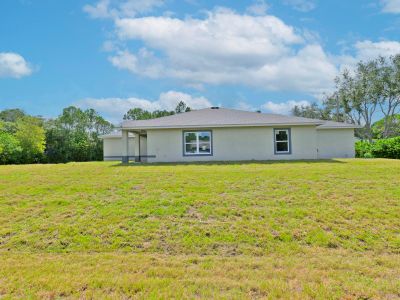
[110,159,348,167]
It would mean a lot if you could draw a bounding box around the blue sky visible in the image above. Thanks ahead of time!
[1,0,400,123]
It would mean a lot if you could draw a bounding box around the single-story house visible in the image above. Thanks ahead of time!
[100,107,360,163]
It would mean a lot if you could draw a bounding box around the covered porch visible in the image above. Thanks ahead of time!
[121,129,149,163]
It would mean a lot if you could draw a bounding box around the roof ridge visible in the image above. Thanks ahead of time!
[121,106,330,129]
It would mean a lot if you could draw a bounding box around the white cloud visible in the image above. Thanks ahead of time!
[381,0,400,13]
[83,0,164,19]
[337,40,400,71]
[87,3,400,98]
[262,100,310,115]
[102,40,119,52]
[0,52,33,79]
[250,44,337,95]
[77,91,212,122]
[354,40,400,60]
[158,91,212,111]
[110,9,340,96]
[282,0,316,12]
[234,101,258,111]
[246,0,269,16]
[109,50,137,71]
[83,0,111,18]
[109,48,164,78]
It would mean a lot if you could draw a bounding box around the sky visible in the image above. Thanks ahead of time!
[1,0,400,123]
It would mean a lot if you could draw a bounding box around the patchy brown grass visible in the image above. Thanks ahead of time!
[0,159,399,298]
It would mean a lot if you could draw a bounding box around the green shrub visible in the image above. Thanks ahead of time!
[371,137,400,159]
[364,152,374,158]
[355,140,373,158]
[355,137,400,159]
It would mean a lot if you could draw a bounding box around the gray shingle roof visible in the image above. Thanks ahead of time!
[121,107,359,130]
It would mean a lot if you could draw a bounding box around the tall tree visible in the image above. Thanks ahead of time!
[151,110,175,118]
[123,108,153,120]
[372,114,400,139]
[0,108,26,134]
[0,132,22,164]
[14,116,46,163]
[329,61,380,141]
[323,92,349,122]
[375,55,400,138]
[292,102,331,120]
[0,121,22,164]
[123,101,191,120]
[0,108,25,123]
[175,101,191,113]
[45,106,114,163]
[325,55,400,140]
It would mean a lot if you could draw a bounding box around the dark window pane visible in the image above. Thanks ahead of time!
[199,132,211,142]
[185,132,197,143]
[199,143,211,154]
[185,143,197,154]
[276,142,288,152]
[276,130,288,141]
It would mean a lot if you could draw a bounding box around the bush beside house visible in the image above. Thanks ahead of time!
[356,137,400,159]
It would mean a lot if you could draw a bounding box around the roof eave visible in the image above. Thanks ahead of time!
[121,122,324,130]
[316,125,362,130]
[99,134,135,139]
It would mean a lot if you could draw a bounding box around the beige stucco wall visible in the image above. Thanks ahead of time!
[317,129,355,159]
[107,127,355,162]
[146,126,318,163]
[103,137,135,161]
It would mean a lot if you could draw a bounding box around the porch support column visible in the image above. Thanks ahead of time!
[134,133,140,162]
[121,130,129,163]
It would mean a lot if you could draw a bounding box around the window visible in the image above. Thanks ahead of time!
[274,129,291,154]
[184,131,212,155]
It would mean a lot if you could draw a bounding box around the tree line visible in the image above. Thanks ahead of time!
[292,54,400,141]
[123,101,191,120]
[0,107,114,164]
[0,101,192,164]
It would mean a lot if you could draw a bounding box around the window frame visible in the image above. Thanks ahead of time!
[274,128,292,155]
[182,130,213,156]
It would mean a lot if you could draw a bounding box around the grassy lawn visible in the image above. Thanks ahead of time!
[0,159,399,299]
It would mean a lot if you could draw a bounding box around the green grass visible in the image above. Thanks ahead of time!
[0,159,399,299]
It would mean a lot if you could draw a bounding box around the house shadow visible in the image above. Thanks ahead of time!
[110,159,347,167]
